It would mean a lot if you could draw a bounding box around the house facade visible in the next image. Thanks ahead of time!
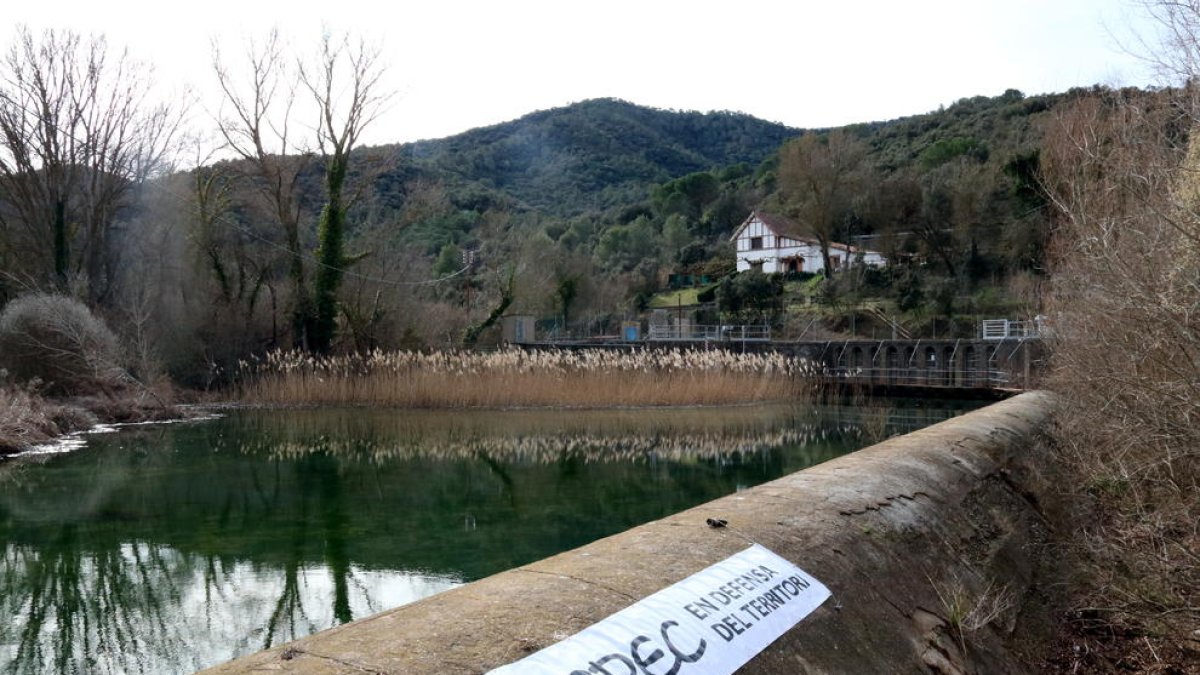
[730,211,886,274]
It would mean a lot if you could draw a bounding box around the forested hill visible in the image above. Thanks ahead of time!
[383,98,799,217]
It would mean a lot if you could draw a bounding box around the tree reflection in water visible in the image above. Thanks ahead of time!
[0,401,974,673]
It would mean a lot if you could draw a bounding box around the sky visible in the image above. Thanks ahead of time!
[6,0,1166,147]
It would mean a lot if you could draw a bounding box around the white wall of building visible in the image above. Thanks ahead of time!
[732,213,885,274]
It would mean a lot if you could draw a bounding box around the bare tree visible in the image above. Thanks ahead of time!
[212,30,390,352]
[0,27,180,302]
[212,30,314,346]
[300,34,390,353]
[776,130,867,275]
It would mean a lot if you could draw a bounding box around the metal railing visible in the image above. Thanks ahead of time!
[980,319,1042,341]
[819,366,1012,388]
[646,324,771,342]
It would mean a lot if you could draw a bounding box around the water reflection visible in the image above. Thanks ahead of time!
[0,402,973,674]
[228,404,954,464]
[236,406,853,464]
[0,542,457,674]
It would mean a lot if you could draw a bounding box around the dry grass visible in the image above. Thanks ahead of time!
[236,348,819,408]
[0,384,97,455]
[1040,84,1200,670]
[931,571,1017,655]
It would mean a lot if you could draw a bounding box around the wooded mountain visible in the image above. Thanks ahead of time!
[378,98,800,218]
[343,88,1089,332]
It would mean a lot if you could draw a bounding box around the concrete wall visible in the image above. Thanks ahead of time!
[202,392,1057,674]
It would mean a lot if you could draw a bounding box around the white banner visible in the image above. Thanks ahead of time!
[488,544,830,675]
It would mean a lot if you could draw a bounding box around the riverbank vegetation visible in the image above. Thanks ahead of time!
[0,294,177,455]
[0,383,94,454]
[1038,4,1200,669]
[237,348,817,408]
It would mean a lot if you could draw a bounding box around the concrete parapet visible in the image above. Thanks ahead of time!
[202,391,1057,674]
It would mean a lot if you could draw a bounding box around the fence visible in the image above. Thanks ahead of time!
[819,366,1011,389]
[980,318,1044,341]
[646,324,771,342]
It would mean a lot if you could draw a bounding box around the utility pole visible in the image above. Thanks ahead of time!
[462,249,477,308]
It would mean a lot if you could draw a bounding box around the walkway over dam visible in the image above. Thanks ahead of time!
[521,337,1044,396]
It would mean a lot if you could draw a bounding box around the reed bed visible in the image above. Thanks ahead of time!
[237,348,819,408]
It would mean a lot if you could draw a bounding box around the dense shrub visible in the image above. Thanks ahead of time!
[716,271,785,324]
[1041,85,1199,667]
[0,294,125,395]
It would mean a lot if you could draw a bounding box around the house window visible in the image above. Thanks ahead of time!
[830,255,842,269]
[750,236,763,250]
[750,261,764,273]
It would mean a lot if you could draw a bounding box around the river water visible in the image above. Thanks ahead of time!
[0,402,972,674]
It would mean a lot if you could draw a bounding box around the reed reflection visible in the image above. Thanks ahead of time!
[230,404,861,464]
[0,401,973,674]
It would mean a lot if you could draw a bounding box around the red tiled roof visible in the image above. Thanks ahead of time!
[751,211,812,241]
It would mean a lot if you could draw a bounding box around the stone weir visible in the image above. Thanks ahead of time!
[202,391,1058,674]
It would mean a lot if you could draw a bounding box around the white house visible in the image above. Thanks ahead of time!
[730,211,886,274]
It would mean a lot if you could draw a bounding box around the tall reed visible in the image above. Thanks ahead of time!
[237,348,818,408]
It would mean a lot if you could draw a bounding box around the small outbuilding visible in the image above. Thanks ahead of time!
[501,315,536,344]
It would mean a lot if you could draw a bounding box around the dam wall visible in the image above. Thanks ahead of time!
[203,391,1057,674]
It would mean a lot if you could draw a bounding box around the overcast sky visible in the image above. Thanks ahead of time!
[7,0,1164,146]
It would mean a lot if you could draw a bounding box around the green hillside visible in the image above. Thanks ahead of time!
[383,97,799,217]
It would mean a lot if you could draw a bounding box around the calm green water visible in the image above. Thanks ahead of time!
[0,402,971,674]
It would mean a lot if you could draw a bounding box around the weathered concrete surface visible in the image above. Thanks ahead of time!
[202,391,1057,674]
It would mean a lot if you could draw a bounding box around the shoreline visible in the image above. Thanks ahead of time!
[0,390,211,459]
[200,397,803,413]
[7,411,227,460]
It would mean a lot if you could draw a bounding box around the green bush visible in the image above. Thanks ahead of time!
[0,294,124,395]
[918,137,989,168]
[716,271,785,324]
